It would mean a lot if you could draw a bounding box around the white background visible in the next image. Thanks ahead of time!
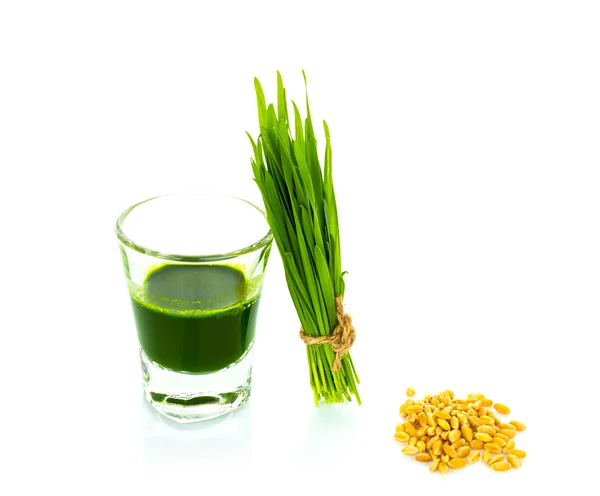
[1,1,599,494]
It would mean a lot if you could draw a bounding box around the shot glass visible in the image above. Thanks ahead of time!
[115,193,273,423]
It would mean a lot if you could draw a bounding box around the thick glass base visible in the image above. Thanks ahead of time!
[140,347,253,423]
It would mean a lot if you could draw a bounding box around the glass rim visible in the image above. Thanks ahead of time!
[115,192,273,262]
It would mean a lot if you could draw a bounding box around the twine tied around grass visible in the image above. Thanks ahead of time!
[299,295,356,372]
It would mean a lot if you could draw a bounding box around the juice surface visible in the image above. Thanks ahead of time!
[131,264,259,373]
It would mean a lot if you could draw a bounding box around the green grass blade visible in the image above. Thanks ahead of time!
[292,101,304,150]
[254,77,267,129]
[277,71,289,123]
[314,245,336,328]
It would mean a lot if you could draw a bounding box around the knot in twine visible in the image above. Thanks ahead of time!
[299,295,356,372]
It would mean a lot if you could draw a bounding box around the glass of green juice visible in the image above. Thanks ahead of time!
[115,193,273,423]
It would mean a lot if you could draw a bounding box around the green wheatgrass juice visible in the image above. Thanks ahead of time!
[130,264,260,374]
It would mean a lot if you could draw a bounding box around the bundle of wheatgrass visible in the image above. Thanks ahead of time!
[247,72,360,405]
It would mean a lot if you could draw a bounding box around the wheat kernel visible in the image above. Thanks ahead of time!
[492,461,511,472]
[475,433,493,443]
[448,429,461,443]
[438,419,451,431]
[503,440,515,453]
[427,435,439,450]
[510,420,526,431]
[451,438,466,450]
[480,415,495,425]
[484,443,502,454]
[394,432,410,443]
[477,425,496,436]
[469,416,483,428]
[507,454,521,468]
[470,439,484,450]
[492,437,507,447]
[461,425,473,442]
[406,426,419,437]
[489,414,501,425]
[402,446,419,455]
[467,451,480,464]
[415,453,432,462]
[456,446,470,458]
[448,458,466,469]
[426,412,436,428]
[499,423,516,431]
[508,449,526,458]
[501,428,516,439]
[494,432,509,442]
[443,444,458,458]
